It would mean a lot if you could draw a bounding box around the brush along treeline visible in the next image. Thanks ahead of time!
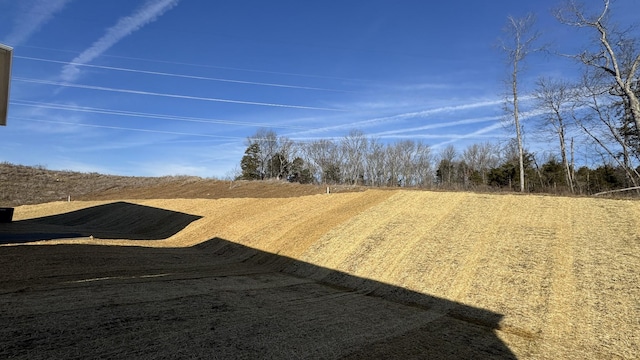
[238,129,638,194]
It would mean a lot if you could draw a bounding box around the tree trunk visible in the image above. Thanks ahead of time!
[512,64,525,193]
[558,127,574,193]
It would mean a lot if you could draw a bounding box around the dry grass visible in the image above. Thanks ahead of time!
[0,162,201,206]
[0,162,364,207]
[1,189,639,358]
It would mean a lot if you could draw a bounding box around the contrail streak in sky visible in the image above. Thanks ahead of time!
[61,0,180,82]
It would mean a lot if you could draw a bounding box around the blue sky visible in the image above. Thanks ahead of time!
[0,0,638,177]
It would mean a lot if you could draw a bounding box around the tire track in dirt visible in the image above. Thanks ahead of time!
[457,195,560,356]
[440,195,514,303]
[268,190,396,258]
[565,199,640,359]
[298,191,467,286]
[154,190,396,256]
[532,197,579,359]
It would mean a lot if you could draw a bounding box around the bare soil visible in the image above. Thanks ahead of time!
[0,162,365,206]
[0,240,515,359]
[1,182,638,358]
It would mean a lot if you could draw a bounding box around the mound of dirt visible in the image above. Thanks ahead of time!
[1,190,639,358]
[0,239,517,359]
[0,202,202,244]
[0,162,366,206]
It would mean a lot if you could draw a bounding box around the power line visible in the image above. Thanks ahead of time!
[17,44,366,82]
[14,77,348,112]
[13,117,245,140]
[11,100,309,130]
[15,55,356,93]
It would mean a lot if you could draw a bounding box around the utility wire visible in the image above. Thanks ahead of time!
[14,117,245,140]
[15,55,356,93]
[14,77,348,112]
[11,100,309,130]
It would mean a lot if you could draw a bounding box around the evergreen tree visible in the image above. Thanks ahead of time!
[240,143,261,180]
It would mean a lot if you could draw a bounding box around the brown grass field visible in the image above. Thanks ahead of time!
[1,181,639,358]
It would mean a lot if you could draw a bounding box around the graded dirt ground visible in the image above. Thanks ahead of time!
[1,188,639,359]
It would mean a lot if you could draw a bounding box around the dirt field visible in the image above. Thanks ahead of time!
[1,189,639,359]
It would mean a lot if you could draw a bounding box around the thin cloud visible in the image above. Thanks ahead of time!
[2,0,73,46]
[430,107,545,148]
[370,116,501,138]
[290,98,506,137]
[431,122,505,148]
[60,0,180,82]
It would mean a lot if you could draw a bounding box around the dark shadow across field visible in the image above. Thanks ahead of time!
[0,202,202,244]
[0,234,517,359]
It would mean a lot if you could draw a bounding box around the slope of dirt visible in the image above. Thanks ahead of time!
[1,190,639,359]
[0,162,364,206]
[0,240,516,359]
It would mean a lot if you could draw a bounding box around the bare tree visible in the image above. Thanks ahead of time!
[413,141,434,187]
[303,139,342,184]
[246,129,279,179]
[437,145,457,186]
[460,142,499,186]
[395,140,416,187]
[480,142,500,184]
[500,13,541,192]
[533,77,577,192]
[272,135,295,180]
[340,130,367,185]
[556,0,640,143]
[384,143,402,187]
[364,137,385,186]
[572,73,640,187]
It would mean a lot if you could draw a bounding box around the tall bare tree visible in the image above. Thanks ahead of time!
[303,139,342,184]
[533,77,576,192]
[500,13,541,192]
[247,128,279,179]
[437,145,457,186]
[340,130,367,185]
[463,142,499,186]
[364,137,385,186]
[572,73,640,187]
[413,141,434,187]
[555,0,640,144]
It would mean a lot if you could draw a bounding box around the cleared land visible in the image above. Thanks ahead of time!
[1,188,639,359]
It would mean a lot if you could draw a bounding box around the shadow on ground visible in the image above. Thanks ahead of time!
[0,205,518,359]
[0,202,202,244]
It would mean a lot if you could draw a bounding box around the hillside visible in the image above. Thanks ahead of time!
[2,189,639,358]
[0,162,360,206]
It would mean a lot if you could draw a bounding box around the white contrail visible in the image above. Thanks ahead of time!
[431,122,505,148]
[61,0,180,82]
[370,115,501,137]
[2,0,73,46]
[289,99,507,137]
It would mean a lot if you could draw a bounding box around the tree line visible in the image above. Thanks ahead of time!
[238,128,638,195]
[238,0,639,196]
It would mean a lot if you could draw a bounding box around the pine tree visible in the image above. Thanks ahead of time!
[240,143,261,180]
